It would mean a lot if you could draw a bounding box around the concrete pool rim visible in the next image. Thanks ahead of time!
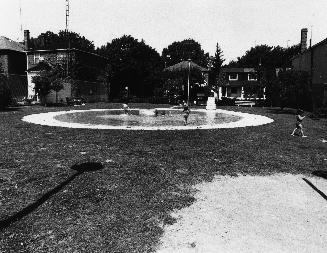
[22,108,274,130]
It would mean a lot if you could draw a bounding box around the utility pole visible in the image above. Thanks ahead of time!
[187,59,191,105]
[65,0,70,77]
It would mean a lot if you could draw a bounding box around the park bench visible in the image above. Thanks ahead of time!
[235,100,255,107]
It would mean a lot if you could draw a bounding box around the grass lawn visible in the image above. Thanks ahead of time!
[0,103,326,252]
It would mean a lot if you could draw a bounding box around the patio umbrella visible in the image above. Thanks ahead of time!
[163,60,208,72]
[163,60,209,104]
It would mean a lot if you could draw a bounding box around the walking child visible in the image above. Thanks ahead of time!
[291,109,307,137]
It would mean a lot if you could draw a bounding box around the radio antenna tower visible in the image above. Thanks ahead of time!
[65,0,70,76]
[19,0,23,41]
[65,0,69,32]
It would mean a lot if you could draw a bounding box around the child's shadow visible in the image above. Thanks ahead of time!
[0,162,103,230]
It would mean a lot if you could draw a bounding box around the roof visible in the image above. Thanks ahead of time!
[164,60,209,72]
[292,37,327,60]
[26,48,109,60]
[311,37,327,50]
[222,68,256,73]
[0,36,25,52]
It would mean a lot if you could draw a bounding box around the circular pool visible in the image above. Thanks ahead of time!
[22,108,274,130]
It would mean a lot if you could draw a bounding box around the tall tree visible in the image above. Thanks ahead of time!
[210,43,225,87]
[227,44,301,70]
[32,63,66,105]
[96,35,162,98]
[30,31,95,52]
[162,39,210,68]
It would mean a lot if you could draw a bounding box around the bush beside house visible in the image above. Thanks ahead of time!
[0,74,12,109]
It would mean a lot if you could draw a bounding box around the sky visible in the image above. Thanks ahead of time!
[1,0,326,63]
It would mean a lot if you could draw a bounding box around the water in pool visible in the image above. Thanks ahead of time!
[53,109,242,127]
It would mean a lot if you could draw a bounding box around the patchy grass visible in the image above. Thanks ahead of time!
[0,103,326,252]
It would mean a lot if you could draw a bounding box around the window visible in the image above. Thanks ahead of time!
[229,73,238,81]
[248,73,257,81]
[57,52,66,61]
[34,53,40,64]
[231,87,238,94]
[34,53,44,64]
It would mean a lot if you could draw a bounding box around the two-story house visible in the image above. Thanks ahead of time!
[26,48,110,103]
[292,28,327,107]
[0,33,28,101]
[218,68,265,100]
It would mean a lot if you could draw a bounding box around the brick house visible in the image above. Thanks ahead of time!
[218,68,266,100]
[26,48,110,103]
[292,28,327,107]
[0,35,28,100]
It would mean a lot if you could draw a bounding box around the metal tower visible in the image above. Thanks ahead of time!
[65,0,70,32]
[19,0,23,41]
[65,0,70,76]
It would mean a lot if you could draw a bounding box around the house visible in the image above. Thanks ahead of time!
[217,68,266,101]
[26,48,110,103]
[0,32,28,101]
[292,28,327,107]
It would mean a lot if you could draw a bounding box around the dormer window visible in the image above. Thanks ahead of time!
[229,73,238,81]
[248,73,257,81]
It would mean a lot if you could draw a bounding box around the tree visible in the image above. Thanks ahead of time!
[210,43,225,87]
[32,63,66,105]
[227,44,301,70]
[162,39,210,68]
[278,70,310,110]
[97,64,113,101]
[30,31,95,52]
[96,35,162,99]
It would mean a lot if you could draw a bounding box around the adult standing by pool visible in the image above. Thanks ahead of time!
[182,101,190,125]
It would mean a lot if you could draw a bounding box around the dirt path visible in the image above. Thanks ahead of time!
[156,174,327,253]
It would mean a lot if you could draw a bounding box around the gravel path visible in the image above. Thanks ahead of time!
[156,174,327,253]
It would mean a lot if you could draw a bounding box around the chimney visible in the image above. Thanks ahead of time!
[300,28,308,53]
[24,30,30,50]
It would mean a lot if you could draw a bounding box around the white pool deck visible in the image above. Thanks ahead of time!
[22,108,274,130]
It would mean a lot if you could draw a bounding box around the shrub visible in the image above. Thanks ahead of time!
[0,74,12,109]
[217,97,236,106]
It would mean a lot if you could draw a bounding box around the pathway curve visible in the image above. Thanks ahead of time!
[156,174,327,253]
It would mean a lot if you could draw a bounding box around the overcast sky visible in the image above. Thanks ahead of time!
[1,0,326,62]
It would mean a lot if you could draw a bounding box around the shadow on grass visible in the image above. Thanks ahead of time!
[312,170,327,180]
[0,162,103,230]
[0,107,21,112]
[303,170,327,201]
[267,108,296,115]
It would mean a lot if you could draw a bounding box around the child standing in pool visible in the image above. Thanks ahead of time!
[291,109,307,137]
[122,103,130,114]
[182,101,190,125]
